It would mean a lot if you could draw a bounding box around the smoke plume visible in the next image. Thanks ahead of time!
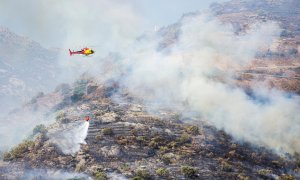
[103,13,300,154]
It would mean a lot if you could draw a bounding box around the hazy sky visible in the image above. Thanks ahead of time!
[121,0,226,27]
[0,0,227,49]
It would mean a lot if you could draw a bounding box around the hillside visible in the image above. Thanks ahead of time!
[154,0,300,95]
[211,0,300,35]
[0,27,60,113]
[210,0,300,95]
[1,77,299,179]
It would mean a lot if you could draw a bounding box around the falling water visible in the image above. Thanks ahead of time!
[48,121,90,155]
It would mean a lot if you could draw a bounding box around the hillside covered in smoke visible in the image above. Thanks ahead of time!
[0,27,60,114]
[1,0,300,179]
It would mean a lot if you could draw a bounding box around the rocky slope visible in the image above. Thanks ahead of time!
[210,0,300,95]
[211,0,300,35]
[1,77,299,179]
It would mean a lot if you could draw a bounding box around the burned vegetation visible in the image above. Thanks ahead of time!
[1,78,299,180]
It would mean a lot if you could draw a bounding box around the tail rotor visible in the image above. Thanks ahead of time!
[69,49,73,56]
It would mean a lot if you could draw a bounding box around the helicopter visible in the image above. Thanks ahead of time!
[69,47,95,56]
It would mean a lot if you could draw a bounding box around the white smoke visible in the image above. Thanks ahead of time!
[108,172,129,180]
[48,121,89,155]
[0,111,53,151]
[105,13,300,154]
[22,169,92,180]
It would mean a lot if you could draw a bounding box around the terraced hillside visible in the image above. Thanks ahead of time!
[2,79,299,179]
[209,0,300,94]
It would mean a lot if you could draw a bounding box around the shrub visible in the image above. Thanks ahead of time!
[95,171,107,180]
[67,178,85,180]
[75,162,85,172]
[102,128,113,136]
[56,111,65,119]
[71,93,84,102]
[237,174,250,180]
[131,129,138,136]
[173,114,181,122]
[71,79,88,102]
[156,168,169,177]
[258,169,272,176]
[280,30,292,37]
[120,163,130,171]
[32,124,47,135]
[55,83,71,95]
[132,177,143,180]
[288,48,298,56]
[94,111,102,117]
[280,174,295,180]
[56,111,69,124]
[151,136,164,142]
[135,169,151,180]
[161,154,172,165]
[167,141,177,149]
[28,124,48,139]
[181,166,197,178]
[29,92,44,104]
[149,140,159,149]
[95,134,103,141]
[228,150,236,158]
[159,146,168,153]
[4,140,34,160]
[149,135,165,149]
[2,152,12,161]
[230,143,237,149]
[186,126,199,135]
[221,161,233,172]
[116,136,130,145]
[136,136,146,144]
[177,133,191,144]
